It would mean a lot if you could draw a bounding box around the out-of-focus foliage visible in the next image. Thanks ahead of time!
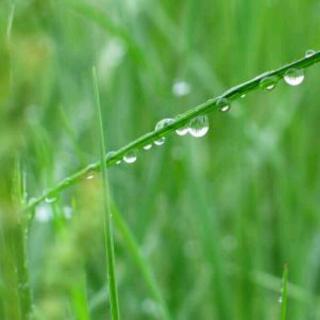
[1,0,320,319]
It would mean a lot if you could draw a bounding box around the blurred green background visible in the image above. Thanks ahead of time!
[1,0,320,319]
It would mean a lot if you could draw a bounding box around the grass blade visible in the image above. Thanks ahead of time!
[280,264,288,320]
[92,67,120,319]
[111,202,171,320]
[25,51,320,213]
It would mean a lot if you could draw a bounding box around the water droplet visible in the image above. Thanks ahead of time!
[259,76,278,91]
[154,118,174,145]
[217,97,231,112]
[278,296,283,304]
[85,164,96,180]
[86,173,95,180]
[154,138,165,146]
[143,144,153,150]
[284,68,305,86]
[305,49,316,58]
[240,94,246,98]
[172,80,191,97]
[123,150,137,164]
[45,195,57,204]
[176,126,189,136]
[116,160,122,165]
[107,151,116,160]
[189,115,209,138]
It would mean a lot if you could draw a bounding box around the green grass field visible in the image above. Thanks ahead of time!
[1,0,320,319]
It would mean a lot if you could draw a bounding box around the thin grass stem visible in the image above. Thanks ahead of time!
[92,67,120,320]
[25,51,320,214]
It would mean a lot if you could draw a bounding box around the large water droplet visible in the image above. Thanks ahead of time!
[143,144,153,150]
[259,76,278,91]
[189,115,209,138]
[217,97,231,112]
[154,118,174,145]
[123,151,137,164]
[172,80,191,97]
[305,49,316,58]
[284,68,305,86]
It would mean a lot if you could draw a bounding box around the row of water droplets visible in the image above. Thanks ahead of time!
[258,49,314,92]
[84,49,315,172]
[121,98,232,164]
[121,51,314,165]
[31,50,317,214]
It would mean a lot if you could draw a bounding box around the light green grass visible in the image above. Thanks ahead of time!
[1,0,320,319]
[93,67,120,319]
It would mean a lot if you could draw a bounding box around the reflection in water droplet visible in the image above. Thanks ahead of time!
[123,151,137,164]
[217,97,231,112]
[305,49,316,58]
[259,76,278,91]
[189,115,209,138]
[284,68,305,86]
[154,118,174,146]
[143,144,153,150]
[172,80,191,97]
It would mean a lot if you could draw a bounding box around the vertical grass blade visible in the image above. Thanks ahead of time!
[111,203,171,320]
[280,264,288,320]
[92,67,120,319]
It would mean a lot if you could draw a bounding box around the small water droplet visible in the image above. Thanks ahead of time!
[189,115,209,138]
[143,144,153,150]
[86,173,95,180]
[123,150,137,164]
[284,68,305,86]
[240,94,246,98]
[45,195,57,204]
[172,80,191,97]
[116,160,122,165]
[154,118,174,145]
[305,49,316,58]
[259,76,278,91]
[217,97,231,112]
[176,126,189,136]
[278,296,283,304]
[154,138,165,146]
[107,151,116,160]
